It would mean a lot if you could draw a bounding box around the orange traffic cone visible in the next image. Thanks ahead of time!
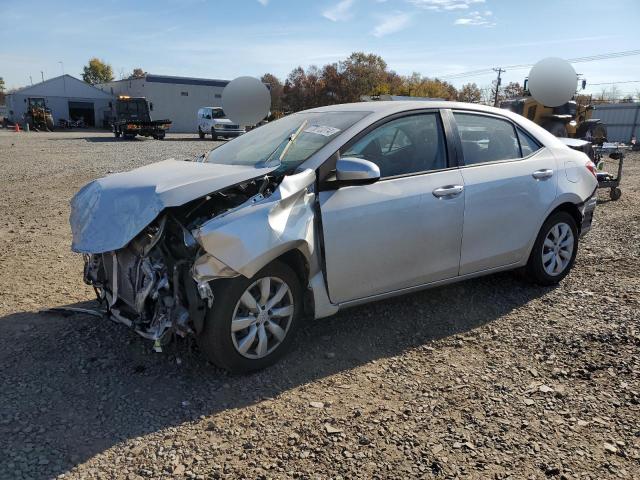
[14,123,20,132]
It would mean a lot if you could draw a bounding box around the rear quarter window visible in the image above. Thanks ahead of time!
[517,128,542,157]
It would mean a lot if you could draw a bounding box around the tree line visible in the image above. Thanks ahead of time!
[261,52,525,115]
[77,53,523,113]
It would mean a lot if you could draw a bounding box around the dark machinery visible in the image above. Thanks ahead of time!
[26,98,54,131]
[593,144,629,201]
[112,96,171,140]
[500,80,607,144]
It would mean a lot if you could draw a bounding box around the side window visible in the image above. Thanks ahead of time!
[453,113,521,165]
[517,128,542,157]
[342,113,446,178]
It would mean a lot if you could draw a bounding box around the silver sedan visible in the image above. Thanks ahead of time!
[70,101,598,372]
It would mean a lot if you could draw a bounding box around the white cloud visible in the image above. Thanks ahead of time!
[372,12,412,37]
[323,0,355,22]
[454,10,495,26]
[257,0,269,5]
[408,0,485,11]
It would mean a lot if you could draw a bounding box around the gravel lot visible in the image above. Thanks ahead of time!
[0,130,638,480]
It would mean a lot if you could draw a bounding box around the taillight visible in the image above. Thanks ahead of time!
[585,160,597,178]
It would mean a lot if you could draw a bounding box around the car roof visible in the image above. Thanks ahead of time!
[305,100,501,115]
[304,100,565,148]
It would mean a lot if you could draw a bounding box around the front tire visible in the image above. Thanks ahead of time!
[211,127,218,141]
[198,261,302,373]
[526,211,578,285]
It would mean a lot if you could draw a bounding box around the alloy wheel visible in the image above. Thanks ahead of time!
[230,276,294,359]
[542,222,574,276]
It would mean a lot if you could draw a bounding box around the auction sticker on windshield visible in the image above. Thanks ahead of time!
[304,125,341,137]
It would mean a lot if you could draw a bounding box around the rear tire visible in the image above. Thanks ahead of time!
[525,211,578,285]
[198,127,205,139]
[198,261,302,373]
[610,187,622,201]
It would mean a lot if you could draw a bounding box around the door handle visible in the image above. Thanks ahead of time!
[532,169,553,180]
[432,185,464,198]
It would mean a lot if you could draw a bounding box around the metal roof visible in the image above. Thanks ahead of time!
[145,74,229,88]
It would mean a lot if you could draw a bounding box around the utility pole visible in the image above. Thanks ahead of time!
[40,71,44,83]
[492,67,505,106]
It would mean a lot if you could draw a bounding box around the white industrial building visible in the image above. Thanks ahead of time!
[97,74,230,132]
[6,75,113,127]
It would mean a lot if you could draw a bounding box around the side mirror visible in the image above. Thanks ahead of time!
[336,157,380,185]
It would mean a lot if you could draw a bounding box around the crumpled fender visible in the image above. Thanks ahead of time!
[192,169,316,281]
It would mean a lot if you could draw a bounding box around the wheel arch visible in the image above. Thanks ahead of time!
[522,199,583,264]
[548,202,582,233]
[271,248,314,317]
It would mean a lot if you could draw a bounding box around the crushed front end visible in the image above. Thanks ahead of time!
[82,216,198,343]
[73,166,315,349]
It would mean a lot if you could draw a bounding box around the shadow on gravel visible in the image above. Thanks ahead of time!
[0,272,552,478]
[160,137,222,143]
[78,136,221,143]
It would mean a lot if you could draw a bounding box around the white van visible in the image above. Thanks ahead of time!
[197,107,246,140]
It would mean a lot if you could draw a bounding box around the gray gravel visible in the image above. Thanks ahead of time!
[0,130,638,479]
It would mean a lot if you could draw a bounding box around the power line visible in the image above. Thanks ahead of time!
[588,80,640,86]
[437,49,640,80]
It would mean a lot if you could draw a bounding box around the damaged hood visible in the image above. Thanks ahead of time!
[70,159,276,254]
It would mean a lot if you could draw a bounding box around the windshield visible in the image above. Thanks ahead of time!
[205,111,369,170]
[117,100,147,116]
[212,109,226,119]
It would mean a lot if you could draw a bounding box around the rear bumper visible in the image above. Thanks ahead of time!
[579,190,597,237]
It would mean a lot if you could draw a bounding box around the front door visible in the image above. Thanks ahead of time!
[318,111,465,304]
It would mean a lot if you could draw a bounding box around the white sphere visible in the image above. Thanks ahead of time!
[528,57,577,107]
[222,76,271,126]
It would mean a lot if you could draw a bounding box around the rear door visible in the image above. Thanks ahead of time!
[318,110,465,304]
[451,111,557,275]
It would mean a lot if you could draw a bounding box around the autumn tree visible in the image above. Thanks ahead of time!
[479,85,495,105]
[283,67,308,112]
[128,68,146,79]
[458,82,481,103]
[502,81,524,100]
[340,52,389,101]
[271,52,468,112]
[82,58,114,85]
[261,73,284,116]
[398,73,457,100]
[320,62,345,104]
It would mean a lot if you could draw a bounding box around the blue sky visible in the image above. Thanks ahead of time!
[1,0,639,97]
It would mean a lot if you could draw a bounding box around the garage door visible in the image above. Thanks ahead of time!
[68,101,95,127]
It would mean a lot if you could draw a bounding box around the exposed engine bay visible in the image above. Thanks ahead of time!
[81,175,284,345]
